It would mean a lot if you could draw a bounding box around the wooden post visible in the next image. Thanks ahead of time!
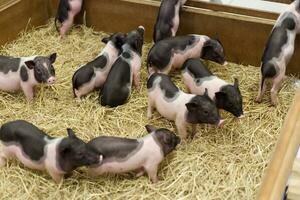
[257,89,300,200]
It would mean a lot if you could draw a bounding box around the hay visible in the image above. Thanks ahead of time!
[0,19,297,200]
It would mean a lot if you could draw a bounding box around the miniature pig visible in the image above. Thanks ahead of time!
[55,0,83,38]
[256,0,300,106]
[147,34,226,75]
[72,32,127,98]
[0,53,57,101]
[100,26,145,107]
[182,58,244,118]
[153,0,187,43]
[87,125,180,183]
[147,73,224,139]
[0,120,101,183]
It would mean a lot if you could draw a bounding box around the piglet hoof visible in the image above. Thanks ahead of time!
[271,101,278,107]
[217,119,225,127]
[238,114,245,119]
[52,174,64,184]
[255,97,262,104]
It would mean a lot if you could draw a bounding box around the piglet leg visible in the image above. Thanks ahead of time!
[147,99,154,119]
[133,71,140,89]
[47,168,64,183]
[60,15,74,38]
[256,76,267,103]
[175,118,188,139]
[270,76,284,107]
[145,164,159,183]
[21,83,34,101]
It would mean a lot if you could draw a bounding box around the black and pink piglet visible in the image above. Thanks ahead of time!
[0,120,101,183]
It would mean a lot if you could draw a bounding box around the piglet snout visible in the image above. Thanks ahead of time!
[47,77,56,85]
[222,61,228,66]
[238,114,245,119]
[217,119,225,127]
[138,25,145,31]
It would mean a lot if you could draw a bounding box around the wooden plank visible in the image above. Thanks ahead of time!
[257,89,300,200]
[0,0,50,46]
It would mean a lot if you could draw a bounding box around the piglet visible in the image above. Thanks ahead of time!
[182,58,244,118]
[87,125,180,183]
[72,32,126,98]
[147,73,224,139]
[256,0,300,106]
[99,26,145,107]
[0,120,101,183]
[0,53,57,101]
[153,0,187,43]
[147,34,226,75]
[55,0,83,38]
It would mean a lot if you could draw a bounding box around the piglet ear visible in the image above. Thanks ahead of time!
[215,91,226,99]
[145,125,157,134]
[24,61,35,69]
[163,135,171,144]
[49,53,57,63]
[234,78,239,89]
[185,102,198,112]
[101,37,110,44]
[204,88,209,97]
[67,128,76,138]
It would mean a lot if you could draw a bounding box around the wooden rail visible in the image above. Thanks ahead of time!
[0,0,49,46]
[257,89,300,200]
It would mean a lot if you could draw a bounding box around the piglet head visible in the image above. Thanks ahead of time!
[24,53,57,85]
[101,32,127,53]
[58,128,100,173]
[124,26,145,55]
[146,125,180,156]
[186,89,223,126]
[201,38,225,65]
[215,78,244,118]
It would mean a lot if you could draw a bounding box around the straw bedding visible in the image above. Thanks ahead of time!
[0,20,297,200]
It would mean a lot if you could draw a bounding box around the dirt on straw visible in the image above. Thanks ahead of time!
[0,19,298,200]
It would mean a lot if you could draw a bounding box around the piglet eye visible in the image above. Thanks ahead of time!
[36,68,41,74]
[203,110,209,115]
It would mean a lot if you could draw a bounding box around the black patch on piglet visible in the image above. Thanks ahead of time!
[182,58,212,78]
[147,35,197,71]
[102,32,127,52]
[262,14,296,63]
[72,63,96,92]
[147,73,179,99]
[201,39,225,65]
[153,0,179,42]
[27,54,56,83]
[87,136,141,161]
[0,120,53,161]
[185,91,220,125]
[0,56,20,74]
[215,79,243,117]
[58,128,100,172]
[20,66,29,82]
[72,54,107,92]
[99,57,131,107]
[146,125,180,156]
[55,0,71,29]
